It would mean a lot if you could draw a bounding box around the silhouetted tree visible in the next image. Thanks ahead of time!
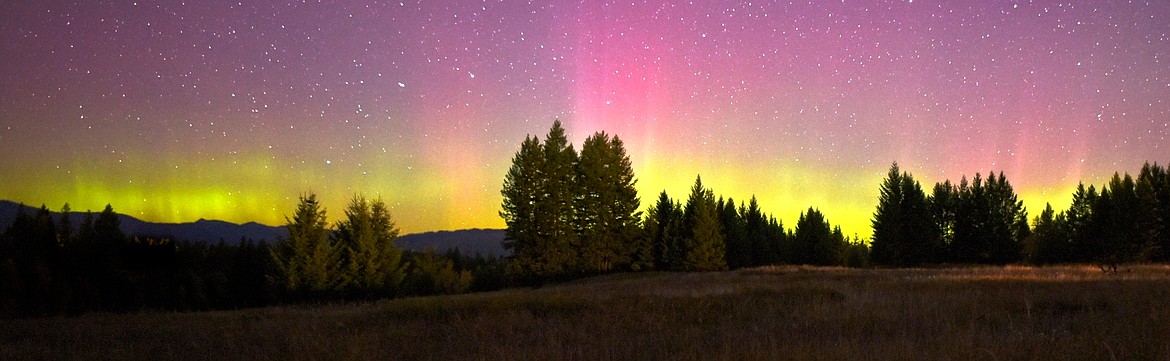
[871,163,940,266]
[841,235,870,268]
[682,176,726,271]
[500,135,545,277]
[646,191,684,270]
[574,132,642,273]
[1066,183,1099,262]
[1091,172,1153,265]
[930,180,959,260]
[269,193,338,299]
[500,121,579,280]
[793,207,843,265]
[1028,203,1072,264]
[740,197,775,266]
[334,195,405,298]
[718,197,750,269]
[1136,163,1167,261]
[57,203,72,246]
[950,172,1027,264]
[538,120,579,276]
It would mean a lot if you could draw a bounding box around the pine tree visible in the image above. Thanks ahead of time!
[1029,203,1071,264]
[1139,162,1170,261]
[1066,183,1099,262]
[930,180,959,260]
[538,120,579,276]
[500,135,544,277]
[646,191,684,270]
[1135,164,1165,260]
[767,216,790,264]
[985,172,1027,263]
[269,193,338,298]
[793,207,841,265]
[77,210,96,246]
[500,120,579,280]
[743,196,777,266]
[948,172,1026,264]
[718,197,750,269]
[335,195,405,298]
[682,176,726,271]
[870,163,940,266]
[1093,173,1148,264]
[94,204,125,248]
[575,132,641,273]
[57,203,72,247]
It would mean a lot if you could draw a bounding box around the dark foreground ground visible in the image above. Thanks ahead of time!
[3,265,1169,360]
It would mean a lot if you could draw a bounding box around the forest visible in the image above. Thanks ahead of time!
[500,121,1170,279]
[1,121,1168,317]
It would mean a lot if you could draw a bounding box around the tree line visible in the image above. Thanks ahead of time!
[502,122,1168,279]
[500,121,869,281]
[0,198,506,318]
[870,162,1170,267]
[4,121,1167,316]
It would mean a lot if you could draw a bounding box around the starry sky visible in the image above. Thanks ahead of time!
[1,1,1168,237]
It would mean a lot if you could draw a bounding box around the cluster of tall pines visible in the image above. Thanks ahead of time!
[500,122,867,280]
[500,120,643,279]
[870,162,1170,267]
[502,123,1169,279]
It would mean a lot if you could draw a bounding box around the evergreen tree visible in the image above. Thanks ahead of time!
[718,197,750,269]
[1092,172,1150,264]
[538,120,579,276]
[269,193,338,298]
[841,234,870,268]
[646,191,685,270]
[77,210,96,246]
[930,180,959,260]
[986,172,1028,263]
[1028,203,1071,264]
[57,203,72,247]
[743,197,778,266]
[90,204,131,311]
[574,132,641,273]
[1064,183,1097,262]
[1143,162,1170,261]
[94,204,125,248]
[500,135,545,277]
[793,207,842,265]
[950,172,1027,264]
[334,195,405,298]
[681,176,726,271]
[767,216,790,264]
[500,120,580,279]
[870,163,940,266]
[1136,163,1166,260]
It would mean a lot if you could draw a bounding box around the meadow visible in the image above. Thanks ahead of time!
[3,265,1169,360]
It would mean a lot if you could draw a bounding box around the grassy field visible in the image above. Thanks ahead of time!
[3,265,1170,360]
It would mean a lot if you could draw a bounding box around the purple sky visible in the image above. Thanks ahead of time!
[1,0,1167,236]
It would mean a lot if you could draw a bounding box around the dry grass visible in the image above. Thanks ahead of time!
[3,265,1170,360]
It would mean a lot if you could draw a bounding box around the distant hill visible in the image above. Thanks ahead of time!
[0,200,507,256]
[0,200,286,243]
[396,229,508,258]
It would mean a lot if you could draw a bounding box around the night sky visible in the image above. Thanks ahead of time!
[1,1,1167,236]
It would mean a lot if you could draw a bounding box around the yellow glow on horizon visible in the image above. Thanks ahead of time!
[0,142,1129,239]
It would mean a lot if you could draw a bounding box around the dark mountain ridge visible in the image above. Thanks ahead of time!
[0,200,506,256]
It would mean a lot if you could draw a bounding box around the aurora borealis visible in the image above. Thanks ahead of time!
[1,1,1167,236]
